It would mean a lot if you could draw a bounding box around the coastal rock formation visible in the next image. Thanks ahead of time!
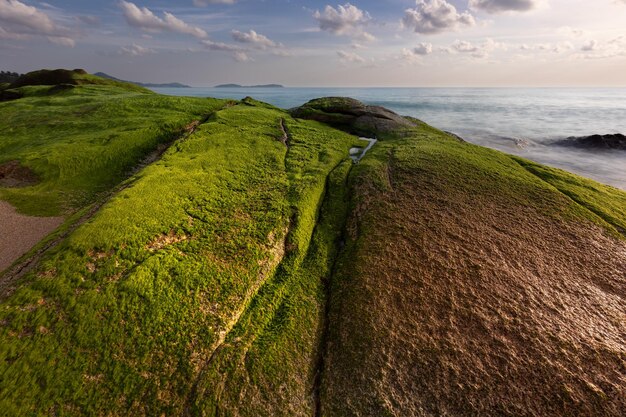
[291,97,419,138]
[555,133,626,150]
[1,83,625,417]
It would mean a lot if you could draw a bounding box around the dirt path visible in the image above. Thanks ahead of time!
[0,201,63,272]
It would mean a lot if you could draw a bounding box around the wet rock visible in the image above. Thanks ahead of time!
[555,134,626,150]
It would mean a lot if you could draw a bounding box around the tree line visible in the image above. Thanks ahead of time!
[0,71,23,83]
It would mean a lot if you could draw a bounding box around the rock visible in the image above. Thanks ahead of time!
[290,97,418,138]
[555,134,626,150]
[0,160,39,187]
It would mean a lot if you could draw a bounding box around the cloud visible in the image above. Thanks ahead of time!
[75,15,101,26]
[233,51,251,62]
[119,43,155,56]
[0,0,76,46]
[337,50,365,63]
[403,0,475,34]
[201,38,252,62]
[193,0,236,5]
[519,41,574,53]
[231,29,291,56]
[469,0,538,13]
[232,29,279,49]
[449,38,504,58]
[574,37,626,60]
[0,25,27,39]
[200,39,243,52]
[119,1,207,39]
[412,42,433,55]
[313,3,375,40]
[401,43,433,62]
[580,39,597,52]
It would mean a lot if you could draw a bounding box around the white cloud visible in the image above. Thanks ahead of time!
[337,50,365,63]
[401,43,433,63]
[519,41,574,54]
[200,39,243,52]
[201,38,252,62]
[0,25,27,39]
[413,42,433,55]
[450,38,504,58]
[573,37,626,60]
[0,0,76,46]
[233,51,251,62]
[313,3,375,41]
[232,30,279,49]
[403,0,475,35]
[581,39,597,52]
[119,1,207,39]
[193,0,236,5]
[119,43,155,56]
[469,0,539,13]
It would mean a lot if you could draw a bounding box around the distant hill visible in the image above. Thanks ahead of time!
[215,83,284,88]
[94,72,190,88]
[1,69,150,100]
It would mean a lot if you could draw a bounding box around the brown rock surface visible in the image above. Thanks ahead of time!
[321,143,626,417]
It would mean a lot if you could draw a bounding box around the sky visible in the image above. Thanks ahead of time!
[1,0,626,86]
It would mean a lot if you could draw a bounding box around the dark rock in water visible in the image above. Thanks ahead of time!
[556,134,626,150]
[290,97,418,138]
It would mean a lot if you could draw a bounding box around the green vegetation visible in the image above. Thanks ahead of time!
[0,92,359,415]
[513,158,626,236]
[1,88,625,416]
[0,83,227,215]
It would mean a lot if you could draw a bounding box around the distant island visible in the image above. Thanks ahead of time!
[214,83,284,88]
[94,72,190,88]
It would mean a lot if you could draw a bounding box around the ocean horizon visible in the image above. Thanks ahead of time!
[153,86,626,190]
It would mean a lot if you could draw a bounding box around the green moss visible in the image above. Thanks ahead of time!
[0,97,359,416]
[0,86,227,216]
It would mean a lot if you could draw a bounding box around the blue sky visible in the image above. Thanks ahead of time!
[1,0,626,86]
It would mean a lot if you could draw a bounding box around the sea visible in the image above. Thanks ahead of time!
[152,87,626,190]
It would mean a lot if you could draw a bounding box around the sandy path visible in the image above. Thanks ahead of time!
[0,201,63,272]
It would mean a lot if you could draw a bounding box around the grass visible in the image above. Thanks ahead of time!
[0,95,360,416]
[0,85,227,216]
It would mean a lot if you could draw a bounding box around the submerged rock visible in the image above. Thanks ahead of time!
[555,134,626,150]
[290,97,419,138]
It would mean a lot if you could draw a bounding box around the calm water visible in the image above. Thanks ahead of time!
[153,87,626,189]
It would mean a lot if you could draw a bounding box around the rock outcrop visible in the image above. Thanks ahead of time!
[291,97,419,138]
[555,133,626,150]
